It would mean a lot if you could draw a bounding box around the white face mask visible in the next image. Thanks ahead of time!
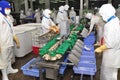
[5,9,11,15]
[101,14,109,22]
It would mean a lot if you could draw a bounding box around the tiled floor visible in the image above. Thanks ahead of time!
[0,52,120,80]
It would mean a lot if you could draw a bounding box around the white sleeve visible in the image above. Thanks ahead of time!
[89,17,96,32]
[56,12,65,23]
[42,20,50,29]
[11,25,16,36]
[49,19,55,26]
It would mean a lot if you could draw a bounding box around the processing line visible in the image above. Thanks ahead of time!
[36,23,85,80]
[21,23,85,80]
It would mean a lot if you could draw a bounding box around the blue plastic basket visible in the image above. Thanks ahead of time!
[80,56,96,64]
[89,32,94,36]
[83,45,94,51]
[85,36,95,40]
[73,66,96,75]
[73,52,97,75]
[21,58,42,77]
[84,36,95,45]
[82,50,95,56]
[84,40,95,45]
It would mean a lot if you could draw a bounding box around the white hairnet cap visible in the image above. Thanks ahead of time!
[118,4,120,7]
[99,4,116,17]
[71,7,74,10]
[43,9,52,18]
[64,4,69,10]
[59,6,64,12]
[20,10,24,13]
[35,9,38,12]
[85,13,93,19]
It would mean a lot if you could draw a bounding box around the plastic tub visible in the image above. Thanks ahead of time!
[21,58,44,77]
[32,46,40,55]
[21,58,39,77]
[13,26,37,57]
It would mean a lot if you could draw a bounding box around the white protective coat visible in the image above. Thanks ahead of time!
[26,8,32,16]
[99,4,120,80]
[20,10,26,19]
[56,6,65,24]
[102,16,120,68]
[69,7,76,24]
[34,9,41,23]
[41,9,55,34]
[56,6,69,38]
[63,5,69,20]
[20,10,26,24]
[86,13,105,43]
[0,12,15,69]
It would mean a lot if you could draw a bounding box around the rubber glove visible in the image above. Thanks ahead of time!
[50,26,59,33]
[54,26,60,33]
[13,35,20,48]
[95,44,107,53]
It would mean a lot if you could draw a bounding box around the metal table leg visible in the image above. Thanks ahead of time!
[39,67,43,80]
[90,75,93,80]
[80,74,83,80]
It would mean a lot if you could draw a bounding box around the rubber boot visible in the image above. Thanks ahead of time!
[7,62,18,74]
[1,69,9,80]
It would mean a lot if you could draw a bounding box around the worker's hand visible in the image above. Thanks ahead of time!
[49,26,60,33]
[95,47,103,53]
[49,26,55,31]
[13,35,20,48]
[54,26,60,33]
[95,44,107,53]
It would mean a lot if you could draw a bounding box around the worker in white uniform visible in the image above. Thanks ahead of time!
[20,10,26,24]
[69,7,76,24]
[41,9,59,60]
[20,10,26,19]
[56,5,70,40]
[26,8,32,16]
[56,6,65,25]
[34,9,41,23]
[51,8,57,24]
[0,1,20,80]
[41,9,59,34]
[85,12,105,46]
[63,4,69,20]
[95,4,120,80]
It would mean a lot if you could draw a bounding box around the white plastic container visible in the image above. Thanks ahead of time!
[13,26,37,57]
